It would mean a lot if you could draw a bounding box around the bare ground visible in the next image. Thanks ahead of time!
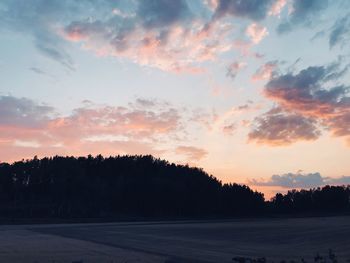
[0,216,349,263]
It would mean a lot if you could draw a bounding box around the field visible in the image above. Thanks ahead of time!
[0,216,349,263]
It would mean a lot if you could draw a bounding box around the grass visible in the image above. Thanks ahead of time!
[232,249,350,263]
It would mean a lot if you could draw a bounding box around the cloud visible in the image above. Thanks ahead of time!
[226,62,247,80]
[329,176,350,185]
[13,140,41,148]
[252,60,279,81]
[1,0,282,72]
[264,63,350,117]
[62,6,236,72]
[1,139,163,164]
[0,96,54,128]
[203,0,219,11]
[327,111,350,135]
[204,101,263,134]
[329,14,350,48]
[248,107,321,145]
[0,95,196,162]
[268,0,287,16]
[311,12,350,49]
[245,23,268,44]
[137,0,192,29]
[213,0,275,21]
[133,98,157,108]
[277,0,329,34]
[0,0,76,70]
[250,60,350,145]
[201,101,261,133]
[250,172,324,188]
[249,172,350,188]
[222,123,236,135]
[0,96,232,163]
[48,103,182,144]
[175,146,208,161]
[35,35,75,71]
[29,67,46,75]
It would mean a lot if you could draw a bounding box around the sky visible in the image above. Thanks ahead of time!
[0,0,350,198]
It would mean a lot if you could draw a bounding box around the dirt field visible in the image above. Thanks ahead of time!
[0,216,349,263]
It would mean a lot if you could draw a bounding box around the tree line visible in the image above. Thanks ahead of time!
[0,155,348,220]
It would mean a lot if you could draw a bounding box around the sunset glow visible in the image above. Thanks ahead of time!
[0,0,349,198]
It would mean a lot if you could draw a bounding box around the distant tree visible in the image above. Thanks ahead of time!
[270,185,350,214]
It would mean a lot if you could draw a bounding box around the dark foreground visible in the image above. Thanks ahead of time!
[0,216,349,263]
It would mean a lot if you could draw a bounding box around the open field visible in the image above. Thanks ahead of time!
[0,216,349,263]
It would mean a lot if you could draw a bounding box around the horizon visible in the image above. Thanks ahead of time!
[1,0,350,198]
[2,153,349,200]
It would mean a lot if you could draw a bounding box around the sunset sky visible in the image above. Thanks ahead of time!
[1,0,349,197]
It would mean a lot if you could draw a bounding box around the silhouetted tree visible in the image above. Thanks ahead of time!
[0,155,265,219]
[0,155,349,220]
[269,186,350,214]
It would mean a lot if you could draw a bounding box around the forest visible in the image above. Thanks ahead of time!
[0,155,349,220]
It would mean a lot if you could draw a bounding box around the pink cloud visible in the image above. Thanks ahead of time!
[204,0,219,11]
[0,96,190,162]
[1,96,240,163]
[62,17,236,73]
[268,0,287,16]
[245,23,268,44]
[2,1,280,72]
[45,105,182,145]
[252,61,279,81]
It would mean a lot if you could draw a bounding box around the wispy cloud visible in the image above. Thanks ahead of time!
[176,146,208,161]
[277,0,329,34]
[226,62,247,80]
[222,123,236,135]
[29,67,46,75]
[252,60,279,81]
[329,14,350,49]
[0,0,76,70]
